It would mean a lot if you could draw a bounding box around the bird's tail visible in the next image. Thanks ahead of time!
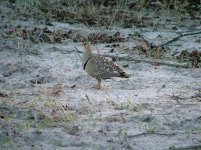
[119,71,130,78]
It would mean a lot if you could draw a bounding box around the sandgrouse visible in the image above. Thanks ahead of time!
[82,42,129,89]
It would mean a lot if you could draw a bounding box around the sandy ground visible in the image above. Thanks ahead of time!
[0,1,201,150]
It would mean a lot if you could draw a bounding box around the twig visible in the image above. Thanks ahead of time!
[120,113,126,123]
[160,30,201,47]
[191,93,201,101]
[170,144,201,150]
[102,54,187,68]
[123,132,134,150]
[170,93,183,104]
[74,46,83,53]
[127,131,177,138]
[74,46,82,60]
[74,46,187,68]
[36,29,44,42]
[60,102,67,115]
[0,91,8,97]
[85,94,92,105]
[127,131,199,138]
[136,32,150,46]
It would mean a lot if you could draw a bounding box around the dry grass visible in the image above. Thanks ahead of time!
[8,0,199,28]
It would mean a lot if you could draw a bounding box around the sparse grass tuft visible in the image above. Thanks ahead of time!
[62,114,75,123]
[118,127,128,135]
[36,116,53,129]
[55,140,65,147]
[15,120,31,131]
[27,101,37,109]
[1,135,10,145]
[112,100,142,112]
[145,122,159,133]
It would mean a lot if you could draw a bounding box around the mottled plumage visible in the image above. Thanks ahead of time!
[82,42,129,89]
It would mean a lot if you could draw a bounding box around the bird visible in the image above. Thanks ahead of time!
[81,41,129,90]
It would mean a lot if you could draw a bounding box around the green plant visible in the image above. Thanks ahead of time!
[118,127,128,135]
[27,101,37,109]
[55,140,65,147]
[36,116,53,128]
[43,98,53,108]
[62,114,74,123]
[113,100,141,112]
[145,123,159,133]
[15,120,31,131]
[1,135,10,145]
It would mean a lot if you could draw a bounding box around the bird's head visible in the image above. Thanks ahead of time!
[81,41,91,51]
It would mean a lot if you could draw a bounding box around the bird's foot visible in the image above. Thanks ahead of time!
[95,83,101,90]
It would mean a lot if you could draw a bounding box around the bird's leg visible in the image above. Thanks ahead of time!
[95,78,101,90]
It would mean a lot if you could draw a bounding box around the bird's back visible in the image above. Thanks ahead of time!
[85,54,128,79]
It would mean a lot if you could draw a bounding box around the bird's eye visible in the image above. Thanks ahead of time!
[83,42,87,45]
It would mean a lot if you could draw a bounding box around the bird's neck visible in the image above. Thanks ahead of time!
[82,47,92,65]
[85,47,93,56]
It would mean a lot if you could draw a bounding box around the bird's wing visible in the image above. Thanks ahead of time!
[90,55,128,78]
